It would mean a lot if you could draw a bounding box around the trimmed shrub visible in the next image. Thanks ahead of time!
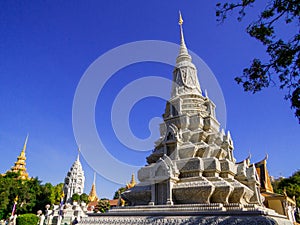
[94,199,110,213]
[16,213,39,225]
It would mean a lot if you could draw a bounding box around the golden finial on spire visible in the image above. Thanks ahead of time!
[126,173,136,189]
[176,10,191,63]
[130,173,136,186]
[178,11,183,26]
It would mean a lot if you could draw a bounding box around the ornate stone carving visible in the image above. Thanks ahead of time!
[173,179,214,204]
[80,213,292,225]
[83,13,294,225]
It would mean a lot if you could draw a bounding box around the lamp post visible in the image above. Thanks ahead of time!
[62,208,67,219]
[37,210,44,225]
[37,210,42,216]
[45,204,50,225]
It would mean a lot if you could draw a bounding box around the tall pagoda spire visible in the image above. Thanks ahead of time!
[88,172,98,202]
[176,11,192,64]
[170,11,202,101]
[10,134,29,179]
[123,11,266,211]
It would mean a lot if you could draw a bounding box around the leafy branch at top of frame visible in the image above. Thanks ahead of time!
[216,0,300,122]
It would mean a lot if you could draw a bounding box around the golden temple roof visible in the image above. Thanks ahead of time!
[254,154,273,193]
[8,135,29,180]
[88,172,98,202]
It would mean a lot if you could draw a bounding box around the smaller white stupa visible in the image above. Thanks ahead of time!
[63,147,85,203]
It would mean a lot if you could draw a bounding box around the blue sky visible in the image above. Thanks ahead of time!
[0,1,299,199]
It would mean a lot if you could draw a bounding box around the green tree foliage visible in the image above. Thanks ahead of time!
[0,172,42,218]
[113,187,126,199]
[80,193,89,204]
[36,183,54,208]
[71,193,89,204]
[34,183,64,211]
[16,213,39,225]
[71,193,80,202]
[0,172,64,220]
[94,199,110,213]
[216,0,300,122]
[52,183,64,205]
[273,170,300,205]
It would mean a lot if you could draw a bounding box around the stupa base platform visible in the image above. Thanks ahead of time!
[79,204,293,225]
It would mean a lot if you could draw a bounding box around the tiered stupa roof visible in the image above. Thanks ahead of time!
[63,150,85,203]
[88,172,99,202]
[9,135,29,179]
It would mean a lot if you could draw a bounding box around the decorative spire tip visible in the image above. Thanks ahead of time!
[23,134,29,152]
[176,10,191,63]
[93,171,96,185]
[77,145,81,161]
[178,11,183,26]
